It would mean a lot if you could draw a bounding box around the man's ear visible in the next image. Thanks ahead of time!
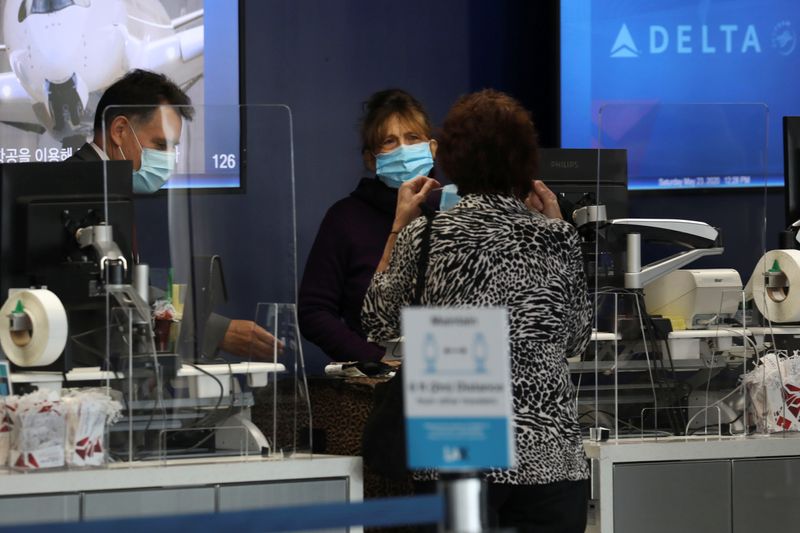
[108,115,130,149]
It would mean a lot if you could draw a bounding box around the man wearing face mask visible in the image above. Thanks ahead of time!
[69,69,281,361]
[69,69,186,193]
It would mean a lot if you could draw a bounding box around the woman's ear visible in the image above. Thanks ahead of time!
[363,150,376,172]
[429,139,438,159]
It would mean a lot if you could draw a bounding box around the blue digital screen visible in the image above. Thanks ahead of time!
[0,0,241,191]
[561,0,800,190]
[164,0,241,190]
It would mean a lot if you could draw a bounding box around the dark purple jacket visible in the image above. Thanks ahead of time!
[298,177,439,362]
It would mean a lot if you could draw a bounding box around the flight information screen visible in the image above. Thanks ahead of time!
[0,0,241,190]
[561,0,800,190]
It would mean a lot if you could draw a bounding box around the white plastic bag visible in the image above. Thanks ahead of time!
[63,389,121,467]
[8,390,65,469]
[744,352,800,432]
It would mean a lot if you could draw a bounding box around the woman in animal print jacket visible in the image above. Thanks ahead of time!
[362,90,593,533]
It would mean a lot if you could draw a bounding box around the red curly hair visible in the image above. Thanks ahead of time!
[438,90,539,199]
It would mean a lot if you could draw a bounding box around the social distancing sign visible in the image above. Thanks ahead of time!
[402,307,514,470]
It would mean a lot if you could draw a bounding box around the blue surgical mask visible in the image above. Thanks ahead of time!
[375,142,434,188]
[133,148,175,193]
[123,124,176,193]
[439,184,461,211]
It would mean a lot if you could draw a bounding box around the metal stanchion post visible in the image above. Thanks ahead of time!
[439,473,486,532]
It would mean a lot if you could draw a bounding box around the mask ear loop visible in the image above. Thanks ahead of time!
[115,118,142,162]
[127,122,145,153]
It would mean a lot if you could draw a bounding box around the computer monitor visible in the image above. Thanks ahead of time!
[539,148,628,223]
[0,161,134,370]
[540,149,628,287]
[783,117,800,234]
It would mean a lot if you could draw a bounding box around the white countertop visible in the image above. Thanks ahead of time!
[584,432,800,463]
[11,362,285,383]
[0,453,362,498]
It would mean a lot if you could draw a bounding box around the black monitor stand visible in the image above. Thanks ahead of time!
[539,148,628,287]
[0,161,133,372]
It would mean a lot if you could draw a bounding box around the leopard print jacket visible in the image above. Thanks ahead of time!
[362,193,592,485]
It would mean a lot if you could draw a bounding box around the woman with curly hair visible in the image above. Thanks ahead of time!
[363,89,592,532]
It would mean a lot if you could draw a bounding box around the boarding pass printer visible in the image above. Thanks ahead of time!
[643,269,743,329]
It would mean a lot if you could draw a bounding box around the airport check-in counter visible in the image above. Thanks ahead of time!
[5,98,800,531]
[0,105,361,528]
[570,102,800,533]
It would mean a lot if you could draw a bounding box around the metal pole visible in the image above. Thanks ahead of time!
[626,233,641,273]
[133,263,149,305]
[439,473,486,532]
[625,233,643,289]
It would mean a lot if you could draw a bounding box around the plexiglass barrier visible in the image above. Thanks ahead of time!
[98,104,310,463]
[569,103,772,440]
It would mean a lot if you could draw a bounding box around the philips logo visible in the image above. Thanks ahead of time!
[550,160,579,169]
[609,22,791,57]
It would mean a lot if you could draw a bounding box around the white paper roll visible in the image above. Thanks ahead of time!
[0,290,67,367]
[749,249,800,323]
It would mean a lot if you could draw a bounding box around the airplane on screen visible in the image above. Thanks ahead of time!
[0,0,203,146]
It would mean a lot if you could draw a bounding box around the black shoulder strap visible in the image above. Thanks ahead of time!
[412,212,435,305]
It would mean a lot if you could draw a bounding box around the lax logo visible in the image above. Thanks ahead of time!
[610,23,640,58]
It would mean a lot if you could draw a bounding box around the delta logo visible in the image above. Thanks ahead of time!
[610,21,796,58]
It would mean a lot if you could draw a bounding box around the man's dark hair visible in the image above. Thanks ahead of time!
[93,69,194,134]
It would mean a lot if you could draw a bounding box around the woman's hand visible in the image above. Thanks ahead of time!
[392,176,442,231]
[375,176,440,274]
[525,180,563,220]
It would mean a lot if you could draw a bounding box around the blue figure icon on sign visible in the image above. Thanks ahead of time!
[423,333,439,374]
[473,332,488,374]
